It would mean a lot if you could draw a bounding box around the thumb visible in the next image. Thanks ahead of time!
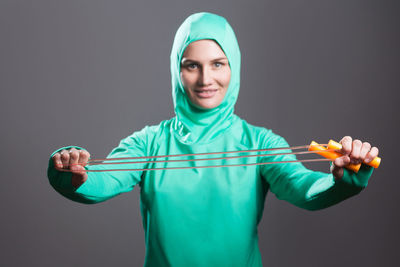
[70,164,88,188]
[331,156,351,180]
[331,162,344,180]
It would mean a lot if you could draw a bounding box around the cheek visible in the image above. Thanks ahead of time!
[221,70,231,89]
[180,71,196,88]
[180,72,188,87]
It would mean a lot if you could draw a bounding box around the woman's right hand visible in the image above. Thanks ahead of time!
[52,148,90,188]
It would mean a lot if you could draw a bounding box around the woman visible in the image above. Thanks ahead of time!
[48,12,379,267]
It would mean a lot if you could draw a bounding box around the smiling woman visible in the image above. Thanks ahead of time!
[180,39,231,109]
[48,12,379,267]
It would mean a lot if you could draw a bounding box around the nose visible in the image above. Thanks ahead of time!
[198,66,213,86]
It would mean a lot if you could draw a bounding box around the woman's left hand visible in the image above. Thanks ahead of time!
[330,136,379,179]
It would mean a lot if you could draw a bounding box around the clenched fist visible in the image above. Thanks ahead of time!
[52,148,90,188]
[331,136,379,179]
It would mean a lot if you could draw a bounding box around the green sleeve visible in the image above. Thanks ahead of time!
[47,130,147,204]
[260,132,374,211]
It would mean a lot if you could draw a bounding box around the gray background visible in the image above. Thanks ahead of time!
[1,0,399,266]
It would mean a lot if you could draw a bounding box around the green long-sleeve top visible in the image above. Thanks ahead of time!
[47,116,373,267]
[47,12,374,266]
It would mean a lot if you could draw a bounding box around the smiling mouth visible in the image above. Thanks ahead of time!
[194,88,218,98]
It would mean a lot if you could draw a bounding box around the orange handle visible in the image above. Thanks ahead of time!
[309,140,381,173]
[308,141,361,172]
[327,140,381,169]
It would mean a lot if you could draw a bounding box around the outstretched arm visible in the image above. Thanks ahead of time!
[47,132,146,204]
[260,132,379,210]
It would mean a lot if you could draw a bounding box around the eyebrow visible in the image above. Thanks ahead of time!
[211,57,228,61]
[181,57,228,64]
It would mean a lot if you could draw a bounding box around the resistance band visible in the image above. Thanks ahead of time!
[57,140,381,173]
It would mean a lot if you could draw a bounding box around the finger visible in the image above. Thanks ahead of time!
[78,150,90,167]
[350,139,362,164]
[334,155,351,168]
[69,148,80,167]
[365,146,379,164]
[359,142,371,162]
[52,153,63,169]
[340,136,352,155]
[70,163,87,175]
[60,150,70,169]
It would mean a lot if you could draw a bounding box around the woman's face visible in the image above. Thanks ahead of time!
[180,39,231,109]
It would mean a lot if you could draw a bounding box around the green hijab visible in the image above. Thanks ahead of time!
[170,12,241,144]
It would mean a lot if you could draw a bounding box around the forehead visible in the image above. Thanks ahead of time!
[182,39,227,61]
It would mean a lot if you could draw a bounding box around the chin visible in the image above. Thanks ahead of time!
[194,100,220,109]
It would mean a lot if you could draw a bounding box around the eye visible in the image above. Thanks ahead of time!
[213,62,224,68]
[186,63,199,70]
